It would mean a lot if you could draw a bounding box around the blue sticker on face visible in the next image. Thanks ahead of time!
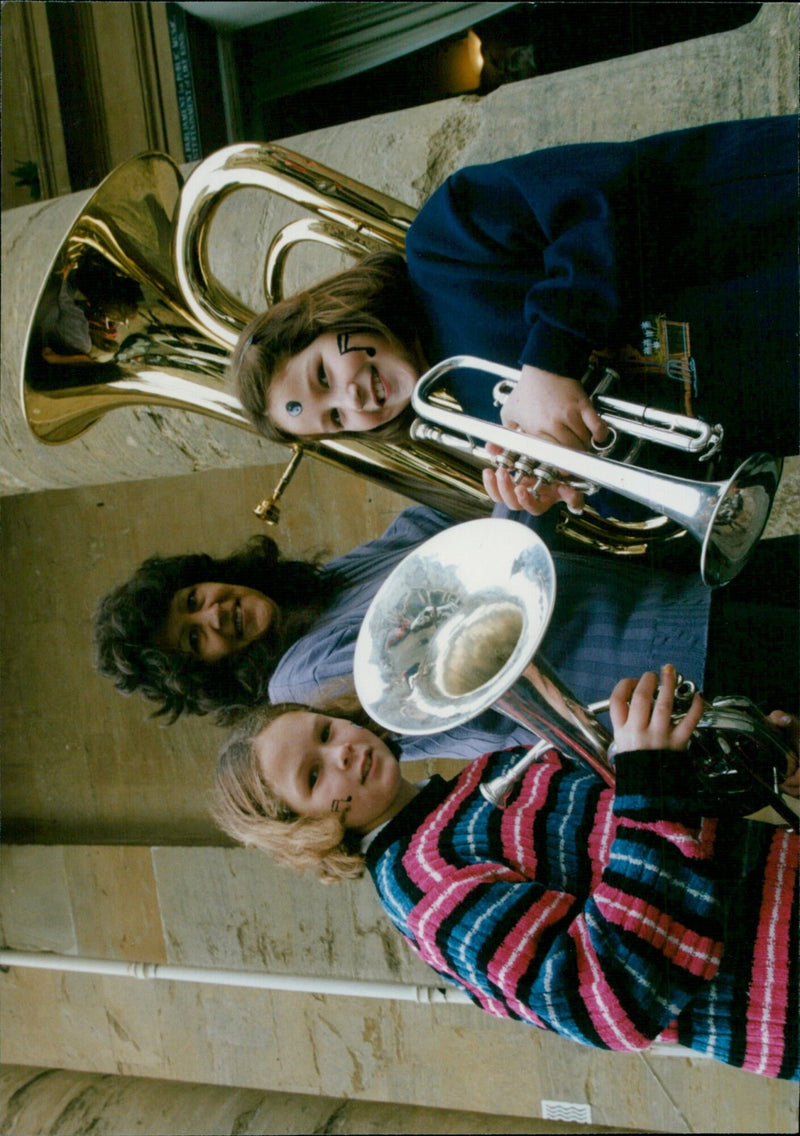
[286,401,302,417]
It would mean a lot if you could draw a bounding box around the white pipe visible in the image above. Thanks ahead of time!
[0,949,465,1004]
[0,949,701,1058]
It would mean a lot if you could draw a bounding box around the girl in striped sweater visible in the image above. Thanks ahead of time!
[213,666,798,1079]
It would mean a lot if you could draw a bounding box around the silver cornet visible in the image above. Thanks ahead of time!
[410,356,781,587]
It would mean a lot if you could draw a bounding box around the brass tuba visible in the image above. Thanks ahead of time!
[21,143,489,523]
[353,519,799,829]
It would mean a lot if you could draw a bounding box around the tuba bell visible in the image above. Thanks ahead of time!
[354,519,799,829]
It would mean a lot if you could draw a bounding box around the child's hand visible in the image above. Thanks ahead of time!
[767,710,799,797]
[501,366,607,451]
[482,365,609,517]
[610,665,704,754]
[483,453,585,515]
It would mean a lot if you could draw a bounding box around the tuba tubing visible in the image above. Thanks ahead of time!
[172,142,416,347]
[410,356,780,587]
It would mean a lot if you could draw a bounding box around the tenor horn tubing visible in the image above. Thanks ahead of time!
[492,652,616,787]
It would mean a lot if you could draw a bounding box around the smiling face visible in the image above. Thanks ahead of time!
[268,331,420,436]
[255,710,415,834]
[158,582,277,664]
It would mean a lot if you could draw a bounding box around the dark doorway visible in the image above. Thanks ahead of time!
[230,2,762,143]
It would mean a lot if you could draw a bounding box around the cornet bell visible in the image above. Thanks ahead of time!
[696,451,781,586]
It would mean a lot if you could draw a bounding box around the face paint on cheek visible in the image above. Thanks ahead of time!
[331,796,352,813]
[286,400,302,417]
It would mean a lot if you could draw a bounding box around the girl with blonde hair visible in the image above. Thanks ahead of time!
[213,670,799,1079]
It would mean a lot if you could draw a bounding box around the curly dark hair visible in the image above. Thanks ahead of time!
[231,249,425,443]
[92,534,345,723]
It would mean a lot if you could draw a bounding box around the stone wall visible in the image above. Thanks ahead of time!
[3,842,798,1133]
[1,6,798,1134]
[0,1064,642,1136]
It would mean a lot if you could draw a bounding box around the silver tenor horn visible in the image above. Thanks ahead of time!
[409,357,781,587]
[354,519,798,828]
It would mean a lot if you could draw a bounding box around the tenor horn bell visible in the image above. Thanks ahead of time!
[354,519,798,827]
[354,519,616,786]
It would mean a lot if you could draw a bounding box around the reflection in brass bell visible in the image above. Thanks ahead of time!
[23,151,248,445]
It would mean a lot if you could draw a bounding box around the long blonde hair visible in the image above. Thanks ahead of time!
[230,249,423,442]
[212,699,393,883]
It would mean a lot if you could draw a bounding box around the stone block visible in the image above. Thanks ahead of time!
[0,847,75,953]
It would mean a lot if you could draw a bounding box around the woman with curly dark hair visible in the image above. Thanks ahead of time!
[92,532,342,723]
[93,505,549,761]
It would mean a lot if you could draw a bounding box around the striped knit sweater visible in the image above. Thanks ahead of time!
[365,746,798,1079]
